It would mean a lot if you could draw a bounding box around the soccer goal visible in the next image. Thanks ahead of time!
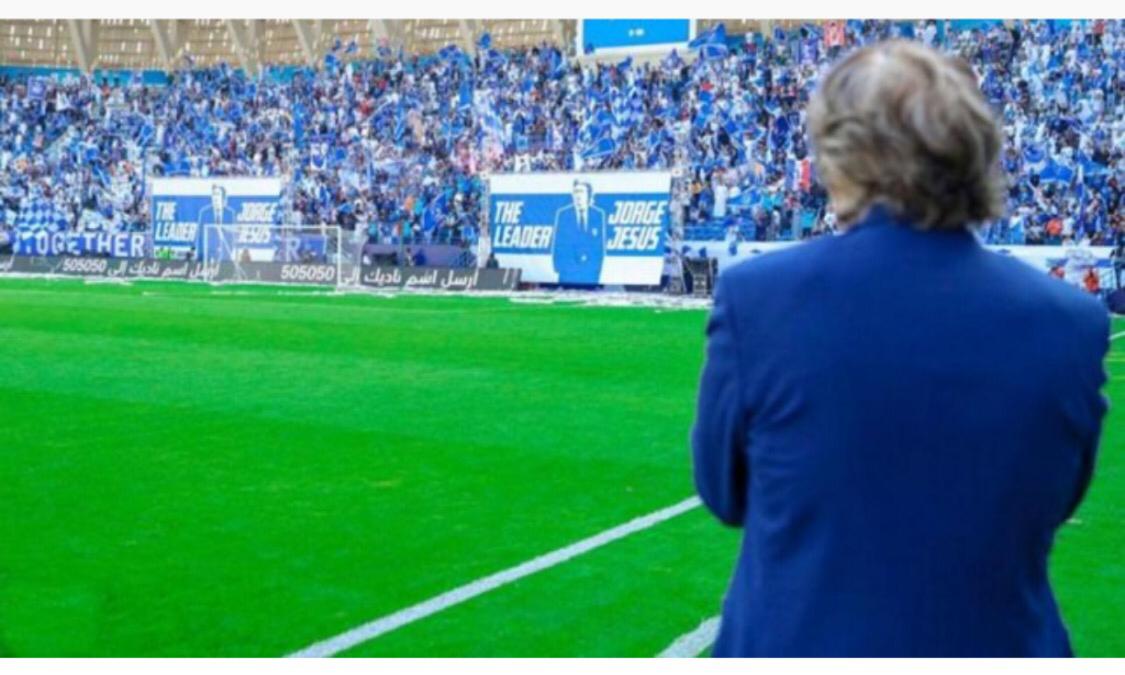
[200,224,361,287]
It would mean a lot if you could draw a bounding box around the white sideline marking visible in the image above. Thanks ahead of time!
[658,616,721,658]
[1112,331,1125,341]
[288,496,703,658]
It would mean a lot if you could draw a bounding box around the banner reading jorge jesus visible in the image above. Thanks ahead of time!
[488,172,672,286]
[150,177,283,254]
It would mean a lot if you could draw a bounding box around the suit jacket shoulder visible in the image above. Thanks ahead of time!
[981,247,1110,340]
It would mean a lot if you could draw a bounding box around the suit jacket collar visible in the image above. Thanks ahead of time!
[849,203,982,247]
[851,204,912,230]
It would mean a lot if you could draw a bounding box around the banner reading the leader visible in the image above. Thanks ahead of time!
[488,171,672,285]
[150,177,283,255]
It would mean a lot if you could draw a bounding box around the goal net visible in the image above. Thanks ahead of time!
[200,224,361,287]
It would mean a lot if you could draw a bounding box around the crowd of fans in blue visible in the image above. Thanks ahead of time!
[0,19,1121,252]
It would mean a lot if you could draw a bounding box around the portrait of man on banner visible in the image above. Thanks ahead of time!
[551,180,607,285]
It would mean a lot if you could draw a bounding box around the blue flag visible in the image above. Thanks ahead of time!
[1039,160,1075,185]
[486,48,507,69]
[689,23,727,49]
[581,134,618,161]
[700,42,729,60]
[549,49,567,78]
[458,81,473,110]
[691,23,729,60]
[438,44,463,62]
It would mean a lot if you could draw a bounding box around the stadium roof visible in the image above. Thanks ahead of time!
[0,19,799,73]
[0,20,574,72]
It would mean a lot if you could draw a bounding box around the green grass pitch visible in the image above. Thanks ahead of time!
[0,277,1121,657]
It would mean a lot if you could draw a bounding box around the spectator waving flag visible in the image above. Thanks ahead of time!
[485,48,507,70]
[663,49,684,69]
[394,110,409,145]
[689,23,726,49]
[581,133,618,161]
[594,107,618,130]
[1023,144,1047,173]
[422,194,446,233]
[458,81,473,111]
[690,23,729,60]
[786,157,813,192]
[438,44,464,62]
[1040,160,1075,185]
[1078,154,1109,178]
[549,48,568,78]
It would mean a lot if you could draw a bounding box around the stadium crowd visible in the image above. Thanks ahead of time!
[0,19,1122,251]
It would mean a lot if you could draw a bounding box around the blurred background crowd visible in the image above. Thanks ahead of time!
[0,19,1121,250]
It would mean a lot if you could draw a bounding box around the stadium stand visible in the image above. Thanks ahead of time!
[0,19,1121,254]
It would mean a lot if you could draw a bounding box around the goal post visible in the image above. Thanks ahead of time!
[200,223,359,287]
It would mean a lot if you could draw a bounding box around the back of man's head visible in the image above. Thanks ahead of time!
[808,40,1005,230]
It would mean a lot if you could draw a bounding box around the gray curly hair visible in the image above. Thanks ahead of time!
[807,40,1006,230]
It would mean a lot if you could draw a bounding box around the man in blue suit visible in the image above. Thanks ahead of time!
[692,42,1111,657]
[197,184,238,227]
[197,184,240,261]
[551,180,606,285]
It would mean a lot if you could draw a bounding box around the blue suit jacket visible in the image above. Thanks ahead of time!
[692,206,1110,657]
[552,205,606,285]
[198,205,238,227]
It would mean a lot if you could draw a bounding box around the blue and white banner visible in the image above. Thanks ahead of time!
[202,225,329,263]
[14,230,148,257]
[150,178,283,254]
[15,198,69,233]
[488,172,672,286]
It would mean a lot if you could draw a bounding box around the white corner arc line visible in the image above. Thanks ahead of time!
[658,616,721,658]
[288,496,703,658]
